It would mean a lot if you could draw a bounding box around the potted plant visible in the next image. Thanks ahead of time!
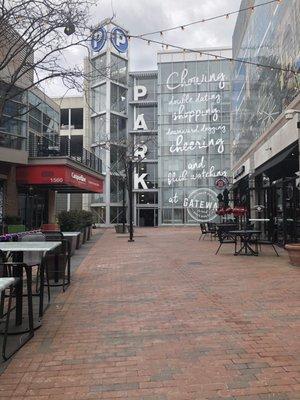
[3,215,25,234]
[285,243,300,267]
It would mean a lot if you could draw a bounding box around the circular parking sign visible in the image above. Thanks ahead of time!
[91,27,107,52]
[110,27,128,53]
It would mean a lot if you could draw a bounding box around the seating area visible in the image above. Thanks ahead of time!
[0,225,94,361]
[199,221,281,257]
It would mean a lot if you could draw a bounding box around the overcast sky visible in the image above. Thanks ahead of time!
[45,0,240,97]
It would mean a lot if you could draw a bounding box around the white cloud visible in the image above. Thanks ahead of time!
[45,0,240,96]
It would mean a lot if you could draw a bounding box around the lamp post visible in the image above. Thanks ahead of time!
[127,158,134,242]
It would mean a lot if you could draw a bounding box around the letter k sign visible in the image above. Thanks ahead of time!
[134,173,149,189]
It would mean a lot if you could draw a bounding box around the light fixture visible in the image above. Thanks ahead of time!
[64,21,75,36]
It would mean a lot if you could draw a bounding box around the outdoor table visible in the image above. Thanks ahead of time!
[0,241,61,329]
[62,232,81,255]
[229,230,261,256]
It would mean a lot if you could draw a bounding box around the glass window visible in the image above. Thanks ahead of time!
[110,114,126,142]
[91,54,107,84]
[91,84,106,114]
[71,108,83,129]
[137,192,158,204]
[137,162,157,189]
[61,109,69,126]
[110,54,127,85]
[111,83,127,114]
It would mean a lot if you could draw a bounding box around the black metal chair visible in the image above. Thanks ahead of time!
[43,231,71,292]
[207,222,217,240]
[215,228,237,255]
[256,239,280,256]
[199,223,209,240]
[0,276,34,361]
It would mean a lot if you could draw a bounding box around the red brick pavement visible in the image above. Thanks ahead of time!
[0,227,299,400]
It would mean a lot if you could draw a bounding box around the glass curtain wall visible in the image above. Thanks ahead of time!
[232,0,300,163]
[158,56,232,224]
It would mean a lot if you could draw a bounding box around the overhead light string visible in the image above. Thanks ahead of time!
[129,34,298,75]
[136,0,282,38]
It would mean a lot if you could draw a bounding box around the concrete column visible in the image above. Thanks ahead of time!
[48,190,56,223]
[5,166,18,216]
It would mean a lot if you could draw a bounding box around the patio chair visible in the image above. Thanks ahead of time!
[215,228,237,255]
[0,276,34,361]
[43,232,71,292]
[207,222,217,240]
[256,239,279,256]
[199,224,209,240]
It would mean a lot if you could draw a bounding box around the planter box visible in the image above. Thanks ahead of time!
[285,243,300,267]
[115,224,127,234]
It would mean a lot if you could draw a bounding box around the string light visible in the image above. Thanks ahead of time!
[129,34,298,75]
[136,0,280,38]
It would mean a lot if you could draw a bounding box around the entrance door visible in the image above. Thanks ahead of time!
[269,178,299,244]
[137,209,158,227]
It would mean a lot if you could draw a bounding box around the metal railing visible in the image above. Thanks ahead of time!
[28,133,102,173]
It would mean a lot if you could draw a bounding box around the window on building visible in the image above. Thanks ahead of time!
[70,135,83,156]
[137,192,158,204]
[61,109,69,127]
[92,54,107,84]
[110,54,127,85]
[71,108,83,129]
[111,84,127,114]
[91,84,106,114]
[110,114,126,142]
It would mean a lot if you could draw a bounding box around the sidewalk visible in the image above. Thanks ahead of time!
[0,227,299,400]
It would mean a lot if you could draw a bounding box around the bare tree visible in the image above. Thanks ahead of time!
[0,0,98,128]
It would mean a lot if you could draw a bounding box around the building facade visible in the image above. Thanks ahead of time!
[232,0,300,244]
[157,49,232,225]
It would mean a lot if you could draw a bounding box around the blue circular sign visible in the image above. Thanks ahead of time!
[91,27,107,52]
[110,27,128,53]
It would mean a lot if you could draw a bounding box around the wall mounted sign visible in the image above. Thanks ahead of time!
[183,188,218,222]
[215,176,229,190]
[91,27,107,52]
[110,27,128,53]
[233,165,245,179]
[16,165,103,193]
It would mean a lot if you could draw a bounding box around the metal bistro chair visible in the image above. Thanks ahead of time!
[215,227,237,255]
[199,223,209,241]
[21,233,51,303]
[207,222,217,240]
[0,276,34,361]
[42,231,71,292]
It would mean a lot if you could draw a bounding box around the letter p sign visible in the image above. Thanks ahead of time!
[111,27,128,53]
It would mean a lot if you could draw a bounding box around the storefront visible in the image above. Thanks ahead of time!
[16,164,104,229]
[253,144,299,245]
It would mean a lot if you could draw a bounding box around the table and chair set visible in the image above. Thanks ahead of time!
[199,221,280,257]
[0,229,84,361]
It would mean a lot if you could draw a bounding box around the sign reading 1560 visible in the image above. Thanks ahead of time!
[91,26,128,53]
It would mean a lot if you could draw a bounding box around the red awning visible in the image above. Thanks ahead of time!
[16,165,103,193]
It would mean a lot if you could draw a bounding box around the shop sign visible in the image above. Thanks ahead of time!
[90,26,128,53]
[215,176,229,190]
[91,26,107,52]
[16,165,103,193]
[234,165,245,179]
[183,188,218,222]
[110,27,128,53]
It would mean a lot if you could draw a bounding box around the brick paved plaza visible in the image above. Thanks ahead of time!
[0,227,299,400]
